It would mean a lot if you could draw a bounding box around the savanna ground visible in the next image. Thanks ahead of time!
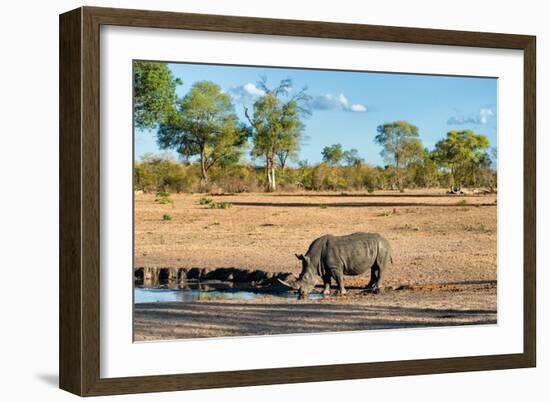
[133,189,497,340]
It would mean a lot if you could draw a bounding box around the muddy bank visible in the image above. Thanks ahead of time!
[134,281,497,340]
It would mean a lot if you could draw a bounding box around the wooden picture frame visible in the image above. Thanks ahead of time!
[59,6,536,396]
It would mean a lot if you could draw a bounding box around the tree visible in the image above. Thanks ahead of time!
[432,130,491,190]
[245,78,310,192]
[157,81,247,190]
[321,144,344,166]
[375,120,422,190]
[275,123,303,172]
[343,148,364,167]
[406,148,440,188]
[133,62,181,130]
[134,153,190,193]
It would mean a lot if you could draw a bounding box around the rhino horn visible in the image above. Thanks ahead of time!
[277,278,298,289]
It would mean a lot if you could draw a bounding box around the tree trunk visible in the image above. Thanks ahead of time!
[395,154,402,191]
[265,157,271,192]
[270,163,277,191]
[265,155,276,192]
[199,146,209,192]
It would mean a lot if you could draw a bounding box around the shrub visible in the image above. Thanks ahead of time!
[402,223,420,231]
[199,197,213,205]
[155,191,171,204]
[209,201,232,209]
[135,154,198,193]
[162,214,172,221]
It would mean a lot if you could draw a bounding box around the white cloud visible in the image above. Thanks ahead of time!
[350,104,367,112]
[243,83,265,97]
[229,83,265,102]
[310,93,367,113]
[447,107,495,125]
[336,93,349,108]
[478,107,494,124]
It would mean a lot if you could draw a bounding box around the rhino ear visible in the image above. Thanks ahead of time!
[295,253,304,261]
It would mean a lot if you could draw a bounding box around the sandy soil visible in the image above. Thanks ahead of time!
[134,282,496,340]
[134,189,497,340]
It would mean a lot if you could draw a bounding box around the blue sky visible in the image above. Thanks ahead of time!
[134,62,497,166]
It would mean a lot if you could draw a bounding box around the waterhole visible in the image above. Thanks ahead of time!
[134,281,325,303]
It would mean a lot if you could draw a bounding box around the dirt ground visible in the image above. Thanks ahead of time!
[134,189,497,340]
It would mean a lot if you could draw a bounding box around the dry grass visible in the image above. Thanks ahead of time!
[135,189,497,288]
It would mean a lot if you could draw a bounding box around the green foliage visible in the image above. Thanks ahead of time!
[199,197,213,205]
[162,214,172,221]
[209,201,233,209]
[134,154,197,193]
[155,191,171,204]
[157,81,248,189]
[321,145,365,168]
[133,154,495,194]
[134,62,181,129]
[321,144,344,166]
[375,121,423,189]
[246,78,310,192]
[404,148,441,188]
[343,149,364,167]
[432,130,491,189]
[208,162,260,193]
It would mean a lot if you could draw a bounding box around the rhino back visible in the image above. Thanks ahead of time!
[323,232,386,275]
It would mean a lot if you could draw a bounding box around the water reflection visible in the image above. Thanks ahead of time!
[134,282,325,303]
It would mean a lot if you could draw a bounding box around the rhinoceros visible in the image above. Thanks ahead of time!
[279,232,392,298]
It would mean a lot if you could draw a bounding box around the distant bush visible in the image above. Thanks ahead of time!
[134,154,198,193]
[134,153,496,194]
[162,214,172,221]
[209,163,260,193]
[209,201,232,209]
[155,191,171,204]
[199,197,213,205]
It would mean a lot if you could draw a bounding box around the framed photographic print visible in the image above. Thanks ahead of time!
[59,6,536,396]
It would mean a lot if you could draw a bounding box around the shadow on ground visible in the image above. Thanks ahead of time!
[214,193,495,199]
[229,201,496,208]
[134,300,497,340]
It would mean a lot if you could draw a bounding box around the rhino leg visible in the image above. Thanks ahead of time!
[322,276,332,295]
[332,270,347,295]
[365,263,382,293]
